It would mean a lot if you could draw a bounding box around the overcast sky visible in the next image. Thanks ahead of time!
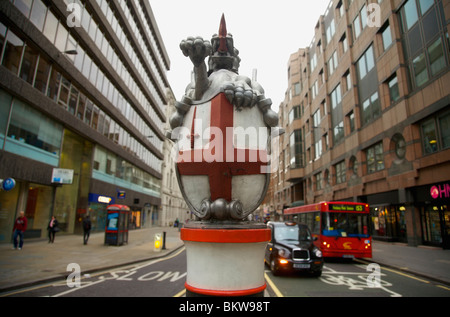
[150,0,332,112]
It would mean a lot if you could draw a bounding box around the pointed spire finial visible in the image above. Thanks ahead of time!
[218,13,228,53]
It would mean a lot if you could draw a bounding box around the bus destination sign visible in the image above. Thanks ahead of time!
[329,204,365,212]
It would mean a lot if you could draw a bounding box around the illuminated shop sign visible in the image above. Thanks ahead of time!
[430,183,450,200]
[88,193,114,204]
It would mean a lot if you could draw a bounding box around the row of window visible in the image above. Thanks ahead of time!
[289,0,448,164]
[0,23,162,173]
[310,141,383,191]
[4,0,168,172]
[0,89,62,167]
[303,107,450,191]
[0,87,162,195]
[14,0,165,135]
[93,145,161,196]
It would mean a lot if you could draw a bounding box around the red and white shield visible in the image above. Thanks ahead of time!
[175,93,270,220]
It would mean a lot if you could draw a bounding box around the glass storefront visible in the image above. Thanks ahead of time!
[54,130,93,234]
[0,184,20,242]
[421,204,449,248]
[0,181,53,242]
[371,205,407,242]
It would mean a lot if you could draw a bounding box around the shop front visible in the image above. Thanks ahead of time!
[85,193,115,233]
[370,205,407,243]
[412,181,450,249]
[0,179,54,241]
[366,191,408,243]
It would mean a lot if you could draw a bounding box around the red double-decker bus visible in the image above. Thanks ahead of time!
[284,201,372,259]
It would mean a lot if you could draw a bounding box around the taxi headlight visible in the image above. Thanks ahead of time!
[314,249,323,258]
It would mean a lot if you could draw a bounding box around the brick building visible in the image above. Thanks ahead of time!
[266,0,450,248]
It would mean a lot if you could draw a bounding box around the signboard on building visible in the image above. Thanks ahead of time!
[51,168,74,184]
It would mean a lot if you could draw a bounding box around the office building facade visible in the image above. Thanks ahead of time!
[0,0,169,240]
[268,0,450,248]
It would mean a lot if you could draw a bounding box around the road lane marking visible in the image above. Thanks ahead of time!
[264,272,284,297]
[354,259,430,284]
[174,288,187,297]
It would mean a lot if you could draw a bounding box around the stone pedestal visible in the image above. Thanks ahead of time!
[181,222,271,297]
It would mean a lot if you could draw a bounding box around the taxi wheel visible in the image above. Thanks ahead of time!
[270,258,279,276]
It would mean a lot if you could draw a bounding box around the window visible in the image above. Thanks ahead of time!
[387,74,400,104]
[347,111,355,133]
[6,98,63,163]
[428,37,446,76]
[357,45,375,80]
[289,105,301,124]
[294,82,301,95]
[412,52,428,86]
[400,0,449,89]
[335,161,346,184]
[328,51,338,76]
[439,112,450,149]
[1,30,24,75]
[0,90,13,148]
[29,0,47,32]
[421,118,438,154]
[340,33,348,54]
[14,0,32,18]
[418,0,433,15]
[330,84,344,144]
[343,70,352,92]
[34,55,51,94]
[290,129,304,168]
[366,143,384,174]
[311,81,318,100]
[420,111,450,154]
[19,44,38,84]
[314,139,322,160]
[381,23,393,51]
[402,0,419,31]
[353,4,368,40]
[326,19,336,44]
[43,10,58,43]
[361,91,381,125]
[316,172,323,190]
[330,84,342,109]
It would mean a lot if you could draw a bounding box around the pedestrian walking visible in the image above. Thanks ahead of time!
[12,211,27,250]
[82,215,92,245]
[47,216,59,243]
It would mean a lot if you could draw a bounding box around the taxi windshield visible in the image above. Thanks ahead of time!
[275,225,312,242]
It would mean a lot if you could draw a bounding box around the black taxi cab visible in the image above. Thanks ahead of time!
[265,222,323,276]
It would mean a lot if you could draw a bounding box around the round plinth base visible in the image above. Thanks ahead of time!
[181,224,271,297]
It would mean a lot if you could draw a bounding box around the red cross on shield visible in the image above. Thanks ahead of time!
[176,93,270,220]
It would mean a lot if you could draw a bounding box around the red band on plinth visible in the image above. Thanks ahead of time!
[181,228,271,243]
[185,282,266,297]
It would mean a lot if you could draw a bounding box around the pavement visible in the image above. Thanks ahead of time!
[0,226,184,292]
[0,227,449,293]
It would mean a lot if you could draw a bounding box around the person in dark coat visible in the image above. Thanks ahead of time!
[82,215,92,245]
[47,216,59,243]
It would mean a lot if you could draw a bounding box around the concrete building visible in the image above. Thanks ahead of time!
[0,0,170,240]
[267,0,450,248]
